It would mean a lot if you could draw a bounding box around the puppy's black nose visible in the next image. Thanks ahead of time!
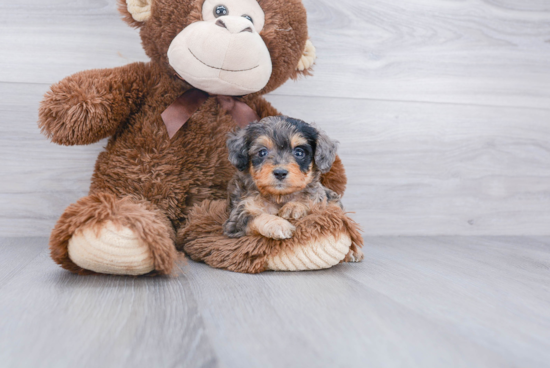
[273,169,288,181]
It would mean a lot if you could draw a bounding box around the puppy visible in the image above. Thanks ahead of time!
[223,116,342,240]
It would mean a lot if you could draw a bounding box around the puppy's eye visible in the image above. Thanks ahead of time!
[242,14,253,23]
[214,5,228,17]
[258,149,268,157]
[293,148,305,158]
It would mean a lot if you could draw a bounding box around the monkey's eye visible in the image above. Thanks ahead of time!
[258,149,268,158]
[214,5,228,17]
[293,148,305,158]
[242,14,253,23]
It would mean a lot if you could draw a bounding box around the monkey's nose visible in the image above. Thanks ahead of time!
[215,19,227,29]
[215,17,254,34]
[273,169,288,181]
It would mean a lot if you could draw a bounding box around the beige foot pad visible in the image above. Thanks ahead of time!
[266,233,352,271]
[68,221,155,275]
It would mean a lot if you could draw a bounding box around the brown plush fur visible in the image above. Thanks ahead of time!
[39,0,349,275]
[177,200,363,273]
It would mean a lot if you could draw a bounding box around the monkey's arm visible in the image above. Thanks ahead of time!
[38,62,152,145]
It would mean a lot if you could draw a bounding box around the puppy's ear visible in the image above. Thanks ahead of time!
[314,129,338,173]
[227,129,249,171]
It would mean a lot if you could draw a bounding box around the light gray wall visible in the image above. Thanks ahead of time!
[1,0,549,236]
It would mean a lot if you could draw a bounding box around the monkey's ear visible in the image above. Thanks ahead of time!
[314,128,338,173]
[118,0,152,26]
[295,40,316,76]
[227,129,249,172]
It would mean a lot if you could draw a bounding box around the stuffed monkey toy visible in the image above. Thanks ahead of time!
[38,0,363,275]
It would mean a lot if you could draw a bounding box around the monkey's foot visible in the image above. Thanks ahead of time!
[266,233,351,271]
[68,221,155,275]
[50,193,178,275]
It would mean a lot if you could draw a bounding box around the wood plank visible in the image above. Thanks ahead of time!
[0,1,549,108]
[0,2,147,86]
[0,237,218,368]
[340,236,550,367]
[293,0,550,108]
[0,237,44,289]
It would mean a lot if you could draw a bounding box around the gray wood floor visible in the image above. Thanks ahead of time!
[1,236,550,368]
[1,0,550,367]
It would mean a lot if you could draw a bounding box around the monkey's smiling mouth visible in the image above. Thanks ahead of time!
[189,48,259,72]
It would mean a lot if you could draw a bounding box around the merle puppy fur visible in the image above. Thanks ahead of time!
[223,116,342,240]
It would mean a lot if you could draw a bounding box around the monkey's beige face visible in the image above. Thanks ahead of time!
[167,0,272,95]
[249,134,315,196]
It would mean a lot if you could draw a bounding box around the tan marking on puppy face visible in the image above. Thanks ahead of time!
[285,162,314,191]
[251,162,276,196]
[252,135,274,151]
[290,133,307,148]
[251,162,314,196]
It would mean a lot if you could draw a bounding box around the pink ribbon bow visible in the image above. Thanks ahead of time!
[161,88,260,139]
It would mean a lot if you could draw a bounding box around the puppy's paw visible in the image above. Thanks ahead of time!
[270,221,296,240]
[279,202,309,220]
[259,217,296,240]
[343,246,364,263]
